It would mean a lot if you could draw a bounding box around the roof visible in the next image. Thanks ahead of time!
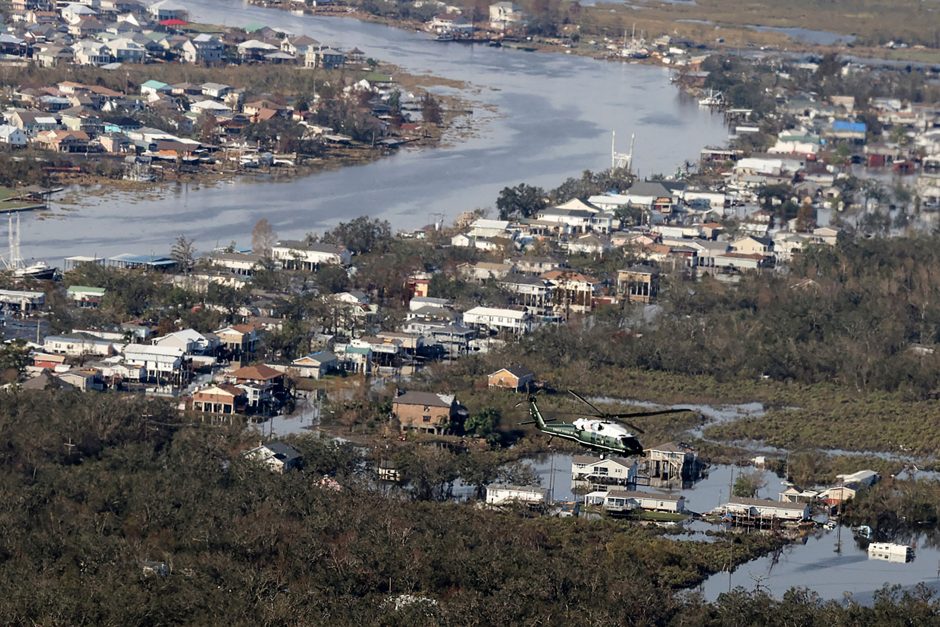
[728,497,806,510]
[230,364,283,381]
[832,120,866,133]
[491,365,534,379]
[607,490,682,501]
[393,390,455,408]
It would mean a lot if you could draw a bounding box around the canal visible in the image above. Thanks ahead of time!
[21,0,727,262]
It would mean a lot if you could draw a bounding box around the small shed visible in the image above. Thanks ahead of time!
[487,366,535,391]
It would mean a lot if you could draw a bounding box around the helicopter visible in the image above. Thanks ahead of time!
[520,390,693,456]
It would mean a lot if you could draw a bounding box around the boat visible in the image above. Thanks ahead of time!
[3,214,58,281]
[868,542,914,563]
[434,32,455,42]
[852,524,873,539]
[699,89,723,107]
[14,260,57,281]
[619,24,649,59]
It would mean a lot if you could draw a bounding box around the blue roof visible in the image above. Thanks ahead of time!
[832,120,866,133]
[141,79,169,90]
[109,253,175,266]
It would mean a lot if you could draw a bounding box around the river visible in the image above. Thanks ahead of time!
[20,0,727,263]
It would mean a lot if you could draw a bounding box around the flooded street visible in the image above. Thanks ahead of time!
[21,0,726,262]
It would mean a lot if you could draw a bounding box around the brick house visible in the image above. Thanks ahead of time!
[392,390,459,435]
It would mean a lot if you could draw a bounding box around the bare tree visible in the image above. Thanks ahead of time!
[170,234,196,274]
[252,219,277,258]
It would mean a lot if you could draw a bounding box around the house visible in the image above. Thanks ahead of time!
[140,79,171,97]
[541,270,598,315]
[604,490,686,514]
[487,366,535,391]
[731,235,773,256]
[33,129,90,153]
[0,125,28,147]
[181,34,224,65]
[568,232,610,256]
[291,351,338,379]
[463,306,533,335]
[192,383,247,415]
[271,241,352,269]
[485,485,546,506]
[572,456,638,491]
[57,368,106,392]
[225,364,285,409]
[645,442,699,482]
[392,390,458,435]
[72,40,112,66]
[44,333,114,357]
[148,0,189,22]
[123,343,188,384]
[458,261,513,282]
[499,274,554,315]
[200,82,232,99]
[489,1,524,30]
[66,285,106,307]
[153,328,216,355]
[281,34,319,57]
[243,441,302,473]
[9,111,58,136]
[306,47,346,69]
[617,266,659,304]
[215,324,260,358]
[835,469,880,490]
[205,251,263,275]
[722,497,810,522]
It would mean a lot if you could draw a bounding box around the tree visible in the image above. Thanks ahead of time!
[496,183,548,220]
[252,218,277,258]
[420,92,443,125]
[321,217,392,255]
[733,469,767,498]
[0,340,28,383]
[170,234,196,274]
[465,407,501,442]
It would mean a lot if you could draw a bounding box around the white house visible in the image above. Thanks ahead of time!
[148,0,189,22]
[485,484,546,506]
[603,490,686,514]
[488,1,524,30]
[271,240,352,269]
[123,343,186,382]
[153,328,216,354]
[571,455,638,490]
[243,442,302,473]
[0,124,27,147]
[291,351,338,379]
[722,497,810,522]
[44,333,115,357]
[463,306,533,335]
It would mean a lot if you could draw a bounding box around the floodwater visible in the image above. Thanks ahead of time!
[700,528,940,604]
[746,25,856,46]
[529,455,783,511]
[20,0,726,262]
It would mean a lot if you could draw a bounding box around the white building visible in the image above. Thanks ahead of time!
[0,124,28,147]
[243,442,302,473]
[488,1,524,30]
[485,484,546,506]
[43,333,114,357]
[123,343,186,382]
[603,490,686,514]
[271,240,352,269]
[463,306,533,335]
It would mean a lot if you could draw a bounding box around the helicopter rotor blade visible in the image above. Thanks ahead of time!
[568,390,605,416]
[606,408,693,419]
